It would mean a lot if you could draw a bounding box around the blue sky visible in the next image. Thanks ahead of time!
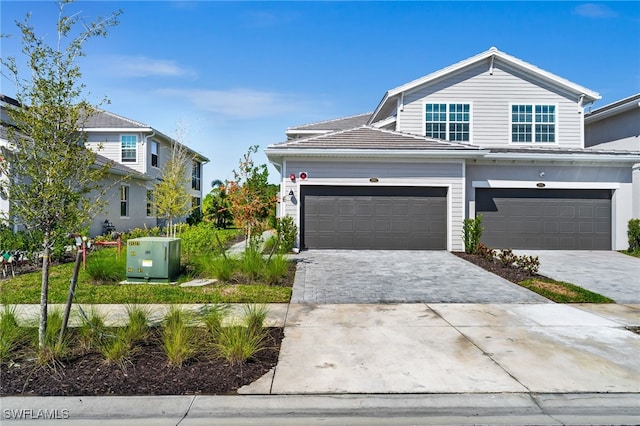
[2,1,639,189]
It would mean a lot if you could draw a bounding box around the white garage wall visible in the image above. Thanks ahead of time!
[281,159,465,251]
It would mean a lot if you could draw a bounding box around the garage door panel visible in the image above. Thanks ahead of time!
[302,186,447,250]
[477,189,611,250]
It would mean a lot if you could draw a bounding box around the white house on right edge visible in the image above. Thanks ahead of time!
[266,47,640,252]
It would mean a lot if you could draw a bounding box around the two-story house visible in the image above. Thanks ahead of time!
[265,47,640,251]
[0,95,208,236]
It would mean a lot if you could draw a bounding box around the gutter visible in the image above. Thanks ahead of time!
[483,151,640,163]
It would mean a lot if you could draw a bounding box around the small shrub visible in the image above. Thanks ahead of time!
[264,254,289,285]
[497,249,517,268]
[162,307,197,367]
[78,307,107,352]
[476,243,495,261]
[122,305,150,345]
[517,255,540,275]
[201,305,228,338]
[628,218,640,253]
[215,325,266,366]
[101,329,134,369]
[86,249,126,284]
[0,306,25,362]
[275,216,297,253]
[37,309,70,364]
[240,248,265,280]
[244,304,269,335]
[462,215,483,254]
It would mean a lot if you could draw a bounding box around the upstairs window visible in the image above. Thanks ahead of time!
[192,160,201,191]
[511,104,555,143]
[121,135,137,162]
[151,141,159,167]
[425,103,470,142]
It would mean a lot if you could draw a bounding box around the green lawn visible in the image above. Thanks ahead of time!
[0,259,292,305]
[519,277,614,303]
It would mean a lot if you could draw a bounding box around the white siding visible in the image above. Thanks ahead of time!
[85,132,147,174]
[280,159,465,251]
[399,61,584,148]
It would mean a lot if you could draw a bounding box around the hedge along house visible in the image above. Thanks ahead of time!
[265,48,640,251]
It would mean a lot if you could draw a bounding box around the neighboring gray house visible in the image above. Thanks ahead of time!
[266,47,640,251]
[585,94,640,218]
[0,96,209,236]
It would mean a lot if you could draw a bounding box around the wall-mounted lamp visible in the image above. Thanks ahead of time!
[289,173,296,182]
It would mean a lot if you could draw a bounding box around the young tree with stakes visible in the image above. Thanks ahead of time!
[0,0,121,349]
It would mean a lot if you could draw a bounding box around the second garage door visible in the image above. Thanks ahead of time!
[476,188,612,250]
[301,186,447,250]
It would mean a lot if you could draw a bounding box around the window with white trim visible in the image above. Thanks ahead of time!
[121,135,137,162]
[120,186,129,217]
[192,160,201,191]
[151,141,159,167]
[511,104,555,143]
[425,103,470,142]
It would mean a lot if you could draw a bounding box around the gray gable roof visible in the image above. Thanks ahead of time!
[83,110,149,129]
[271,126,482,151]
[288,113,372,132]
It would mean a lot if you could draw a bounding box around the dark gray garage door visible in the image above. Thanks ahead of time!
[301,186,447,250]
[476,189,612,250]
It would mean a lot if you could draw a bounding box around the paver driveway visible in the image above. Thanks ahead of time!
[516,250,640,304]
[290,250,548,304]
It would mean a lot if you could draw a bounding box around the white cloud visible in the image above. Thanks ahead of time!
[573,3,618,18]
[155,88,309,119]
[101,55,197,78]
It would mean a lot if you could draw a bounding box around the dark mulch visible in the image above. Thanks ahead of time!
[0,328,283,396]
[452,251,543,284]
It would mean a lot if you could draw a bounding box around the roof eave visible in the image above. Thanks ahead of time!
[484,151,640,163]
[585,100,640,124]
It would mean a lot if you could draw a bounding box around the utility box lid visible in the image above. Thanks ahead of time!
[126,237,181,283]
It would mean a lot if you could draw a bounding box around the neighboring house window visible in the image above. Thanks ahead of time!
[151,141,159,167]
[120,186,129,217]
[146,189,154,217]
[121,135,137,162]
[425,103,470,142]
[511,104,555,143]
[192,161,201,191]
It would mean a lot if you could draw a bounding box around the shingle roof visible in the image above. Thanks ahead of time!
[585,93,640,118]
[270,126,483,151]
[287,113,372,132]
[83,110,149,129]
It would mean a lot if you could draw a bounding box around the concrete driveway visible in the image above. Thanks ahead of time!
[516,250,640,304]
[291,250,547,304]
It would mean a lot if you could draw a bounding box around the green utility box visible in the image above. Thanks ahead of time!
[126,237,181,283]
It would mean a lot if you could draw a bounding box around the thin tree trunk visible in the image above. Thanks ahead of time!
[38,240,51,349]
[59,244,83,345]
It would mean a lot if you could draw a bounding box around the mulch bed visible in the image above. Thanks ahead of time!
[452,251,543,284]
[0,328,283,396]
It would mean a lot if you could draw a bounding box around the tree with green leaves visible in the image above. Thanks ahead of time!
[203,179,232,229]
[0,0,121,349]
[152,137,193,238]
[226,146,278,246]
